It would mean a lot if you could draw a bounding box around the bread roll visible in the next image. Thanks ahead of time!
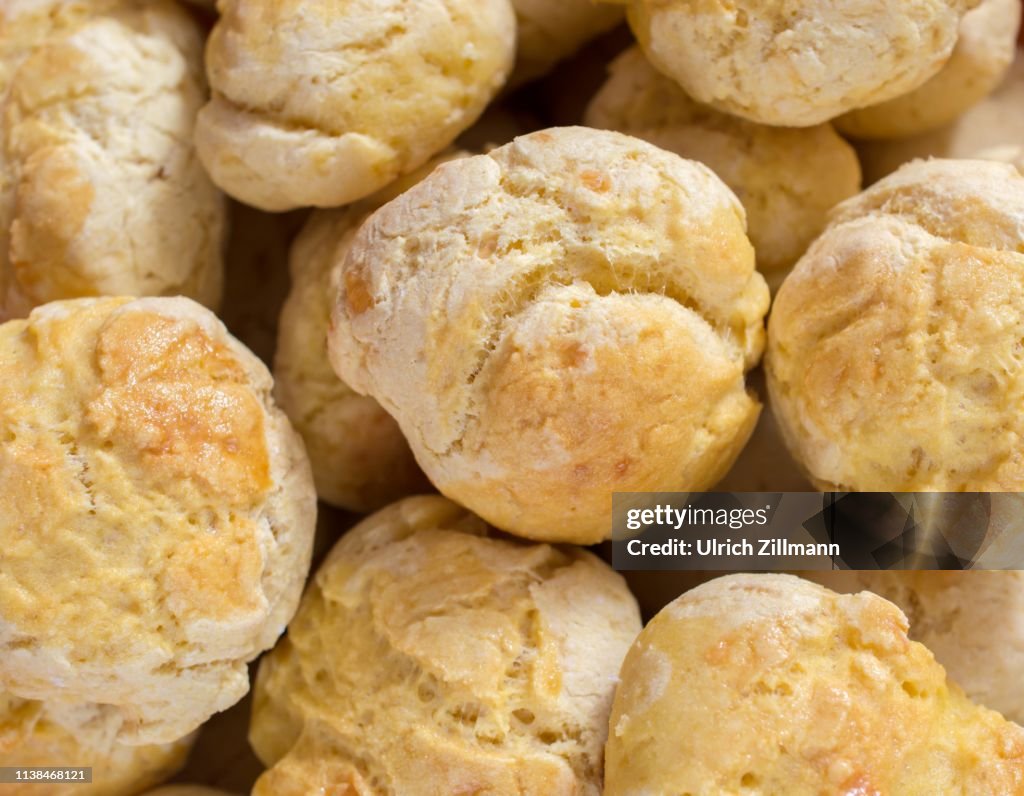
[510,0,623,84]
[145,788,235,795]
[0,296,316,745]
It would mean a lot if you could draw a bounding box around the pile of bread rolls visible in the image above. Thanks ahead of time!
[2,1,1023,793]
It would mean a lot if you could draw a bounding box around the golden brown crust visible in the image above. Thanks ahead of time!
[0,297,316,745]
[606,573,1024,795]
[249,496,642,796]
[329,127,769,544]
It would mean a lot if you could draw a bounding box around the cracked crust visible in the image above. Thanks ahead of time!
[620,0,980,126]
[0,692,194,796]
[767,158,1024,490]
[606,574,1024,795]
[195,0,516,211]
[0,0,226,319]
[837,0,1021,138]
[0,297,316,746]
[585,46,861,285]
[249,495,642,796]
[328,127,769,544]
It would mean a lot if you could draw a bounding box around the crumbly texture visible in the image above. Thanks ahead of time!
[767,158,1024,490]
[837,0,1021,138]
[0,0,226,319]
[329,127,769,544]
[858,52,1024,183]
[195,0,516,211]
[619,0,980,126]
[249,495,642,796]
[510,0,623,84]
[585,47,861,285]
[273,158,463,510]
[606,574,1024,795]
[0,692,193,796]
[805,571,1024,726]
[0,297,316,745]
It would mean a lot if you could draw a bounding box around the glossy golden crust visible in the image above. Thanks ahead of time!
[606,574,1024,795]
[0,297,316,745]
[329,127,769,544]
[621,0,980,126]
[585,47,861,284]
[195,0,515,211]
[767,158,1024,490]
[249,496,642,796]
[0,693,193,796]
[0,0,226,319]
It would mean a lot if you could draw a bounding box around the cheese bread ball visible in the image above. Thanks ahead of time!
[329,127,769,544]
[195,0,516,211]
[0,693,194,796]
[249,496,642,796]
[606,574,1024,795]
[0,0,226,320]
[767,158,1024,491]
[806,571,1024,726]
[510,0,623,84]
[858,53,1024,183]
[617,0,981,126]
[274,159,461,510]
[586,47,861,286]
[0,297,316,745]
[837,0,1021,138]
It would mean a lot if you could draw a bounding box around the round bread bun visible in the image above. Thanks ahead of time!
[804,571,1024,726]
[837,0,1021,139]
[620,0,980,126]
[510,0,623,85]
[585,47,861,286]
[328,127,769,545]
[0,296,316,745]
[0,0,226,320]
[195,0,516,211]
[249,495,642,796]
[767,158,1024,490]
[273,158,467,511]
[857,51,1024,183]
[605,573,1024,795]
[0,693,194,796]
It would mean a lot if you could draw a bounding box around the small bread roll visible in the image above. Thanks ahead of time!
[606,574,1024,795]
[616,0,980,126]
[0,693,193,796]
[858,53,1024,183]
[837,0,1021,138]
[585,47,861,285]
[767,158,1024,490]
[0,297,316,745]
[249,496,642,796]
[329,127,769,544]
[195,0,516,211]
[274,159,463,510]
[510,0,623,84]
[805,571,1024,725]
[0,0,226,319]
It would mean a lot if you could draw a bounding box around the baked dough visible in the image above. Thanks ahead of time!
[145,788,235,795]
[767,158,1024,490]
[606,573,1024,795]
[273,159,463,510]
[585,47,861,285]
[0,0,226,319]
[510,0,623,84]
[616,0,981,126]
[329,127,769,544]
[195,0,516,211]
[249,495,642,796]
[837,0,1021,138]
[0,296,316,745]
[806,571,1024,726]
[0,692,193,796]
